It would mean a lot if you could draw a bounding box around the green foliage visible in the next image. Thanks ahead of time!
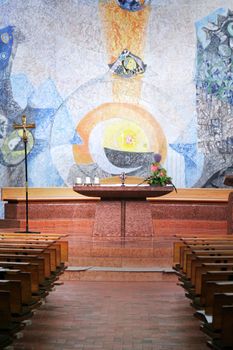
[146,161,172,187]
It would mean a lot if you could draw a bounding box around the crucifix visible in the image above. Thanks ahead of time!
[13,115,39,233]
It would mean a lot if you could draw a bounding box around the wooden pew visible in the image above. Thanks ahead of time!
[179,252,233,291]
[173,236,233,269]
[192,281,233,321]
[0,290,11,330]
[207,305,233,349]
[200,293,233,337]
[0,232,69,348]
[194,263,233,296]
[0,244,57,274]
[177,242,233,274]
[180,254,233,300]
[0,269,32,306]
[0,290,24,340]
[0,240,63,268]
[199,272,233,310]
[174,236,233,349]
[183,246,233,277]
[0,234,68,265]
[0,279,33,321]
[185,249,233,279]
[220,305,233,347]
[0,333,13,349]
[0,254,47,285]
[0,261,40,294]
[0,248,52,280]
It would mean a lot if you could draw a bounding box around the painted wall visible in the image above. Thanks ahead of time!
[0,0,232,190]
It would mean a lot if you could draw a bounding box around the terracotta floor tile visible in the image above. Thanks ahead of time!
[13,281,209,350]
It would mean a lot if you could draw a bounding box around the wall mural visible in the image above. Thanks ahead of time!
[195,8,233,187]
[0,0,232,191]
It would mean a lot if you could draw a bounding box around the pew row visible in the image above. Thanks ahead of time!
[0,232,69,349]
[173,235,233,350]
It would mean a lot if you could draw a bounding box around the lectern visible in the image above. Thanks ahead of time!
[73,185,174,240]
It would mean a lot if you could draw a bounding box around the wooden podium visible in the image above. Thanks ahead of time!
[73,185,174,240]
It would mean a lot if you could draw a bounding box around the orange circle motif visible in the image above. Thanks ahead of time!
[72,102,167,170]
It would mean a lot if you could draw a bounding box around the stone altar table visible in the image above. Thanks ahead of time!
[73,185,173,239]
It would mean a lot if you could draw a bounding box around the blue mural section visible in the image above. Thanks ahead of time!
[196,9,233,105]
[195,8,233,187]
[170,143,199,187]
[0,26,14,71]
[169,116,204,187]
[116,0,149,11]
[0,22,66,187]
[0,201,4,219]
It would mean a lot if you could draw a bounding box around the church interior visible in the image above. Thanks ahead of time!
[0,0,233,349]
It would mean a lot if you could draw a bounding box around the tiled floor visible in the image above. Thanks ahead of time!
[13,280,209,350]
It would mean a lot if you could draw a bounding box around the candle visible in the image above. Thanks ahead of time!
[85,176,91,184]
[76,177,82,185]
[94,177,100,185]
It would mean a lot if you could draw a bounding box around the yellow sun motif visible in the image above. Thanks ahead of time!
[103,119,149,152]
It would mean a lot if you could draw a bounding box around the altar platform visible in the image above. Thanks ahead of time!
[0,186,233,275]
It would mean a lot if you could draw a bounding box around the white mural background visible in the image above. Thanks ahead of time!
[0,0,232,202]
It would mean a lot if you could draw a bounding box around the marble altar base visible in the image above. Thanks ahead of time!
[93,201,154,238]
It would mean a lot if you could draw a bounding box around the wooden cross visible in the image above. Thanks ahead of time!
[13,115,35,141]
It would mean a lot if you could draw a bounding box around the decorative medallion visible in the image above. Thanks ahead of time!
[109,49,146,78]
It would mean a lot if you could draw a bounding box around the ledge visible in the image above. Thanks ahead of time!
[1,187,233,203]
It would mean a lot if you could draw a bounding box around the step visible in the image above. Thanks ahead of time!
[0,218,93,233]
[61,266,177,282]
[68,256,173,268]
[0,218,227,234]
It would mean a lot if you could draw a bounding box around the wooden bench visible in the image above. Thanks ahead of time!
[0,234,69,264]
[219,305,233,347]
[180,251,233,298]
[184,248,233,278]
[0,247,55,278]
[199,273,233,311]
[174,236,233,349]
[193,263,233,296]
[173,237,233,269]
[0,261,40,294]
[200,293,233,336]
[0,254,47,286]
[0,280,32,320]
[0,268,32,306]
[0,232,69,347]
[0,289,24,343]
[0,244,58,274]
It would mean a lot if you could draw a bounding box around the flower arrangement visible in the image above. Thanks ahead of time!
[146,153,173,187]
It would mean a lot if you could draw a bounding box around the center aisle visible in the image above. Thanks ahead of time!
[14,281,208,350]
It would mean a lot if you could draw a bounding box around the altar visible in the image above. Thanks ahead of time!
[73,185,174,239]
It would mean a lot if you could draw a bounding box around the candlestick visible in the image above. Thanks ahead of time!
[94,177,100,185]
[76,177,82,185]
[85,176,91,184]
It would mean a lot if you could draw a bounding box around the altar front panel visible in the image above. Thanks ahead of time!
[93,200,154,238]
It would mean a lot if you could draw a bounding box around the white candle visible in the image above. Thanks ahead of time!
[94,177,100,185]
[85,176,91,184]
[76,177,82,185]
